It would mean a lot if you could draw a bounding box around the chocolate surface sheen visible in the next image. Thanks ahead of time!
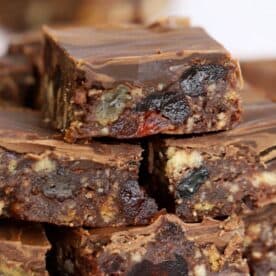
[43,25,242,140]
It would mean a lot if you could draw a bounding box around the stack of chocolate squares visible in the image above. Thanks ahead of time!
[0,22,275,276]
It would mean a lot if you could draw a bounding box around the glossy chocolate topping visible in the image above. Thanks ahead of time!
[0,107,141,166]
[44,26,235,87]
[44,26,226,62]
[165,102,276,155]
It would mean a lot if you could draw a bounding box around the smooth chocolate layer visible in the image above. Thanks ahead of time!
[0,220,50,275]
[0,107,157,227]
[243,204,276,276]
[149,102,276,222]
[0,54,35,106]
[51,214,249,275]
[241,59,276,102]
[43,25,242,140]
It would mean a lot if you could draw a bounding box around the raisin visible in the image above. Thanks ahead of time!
[120,180,142,205]
[128,255,188,276]
[161,93,190,124]
[120,180,157,223]
[180,64,227,96]
[176,166,209,199]
[136,93,162,111]
[136,91,190,124]
[110,113,139,137]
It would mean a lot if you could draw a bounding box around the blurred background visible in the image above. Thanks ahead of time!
[1,0,276,59]
[1,0,276,104]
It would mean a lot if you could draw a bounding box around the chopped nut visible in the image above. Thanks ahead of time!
[85,192,94,199]
[253,172,276,187]
[194,202,214,211]
[230,184,239,193]
[96,85,131,126]
[194,249,202,259]
[100,127,109,135]
[252,251,262,259]
[157,83,165,91]
[194,264,207,276]
[217,112,227,129]
[100,196,118,223]
[203,244,222,272]
[247,223,261,240]
[8,159,17,173]
[227,195,234,202]
[33,157,56,173]
[97,188,104,193]
[131,252,142,263]
[88,88,102,97]
[131,88,143,98]
[225,90,239,101]
[166,148,203,179]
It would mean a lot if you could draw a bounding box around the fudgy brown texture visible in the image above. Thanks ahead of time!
[0,54,35,106]
[51,214,249,276]
[43,25,242,141]
[243,204,276,276]
[0,107,157,227]
[0,220,50,275]
[241,59,276,102]
[149,102,276,222]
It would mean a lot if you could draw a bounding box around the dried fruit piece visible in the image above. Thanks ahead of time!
[176,166,209,199]
[96,85,131,126]
[161,92,191,124]
[180,65,227,96]
[137,91,190,124]
[43,26,242,139]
